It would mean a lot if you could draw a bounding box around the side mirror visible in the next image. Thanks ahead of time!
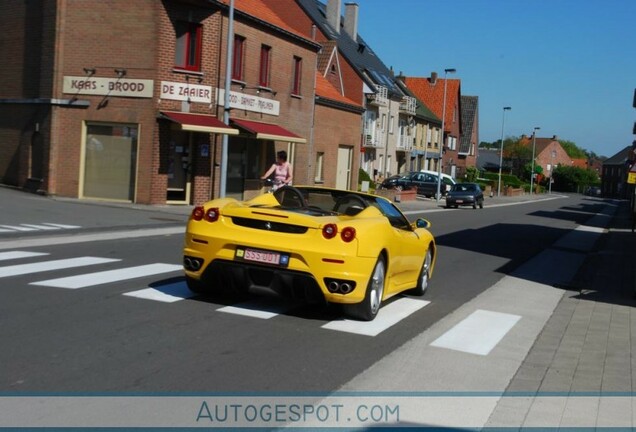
[415,218,431,229]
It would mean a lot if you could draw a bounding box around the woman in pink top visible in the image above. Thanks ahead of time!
[262,150,293,191]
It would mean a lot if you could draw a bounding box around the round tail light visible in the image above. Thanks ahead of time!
[340,227,356,242]
[191,206,204,221]
[205,208,220,222]
[322,223,338,239]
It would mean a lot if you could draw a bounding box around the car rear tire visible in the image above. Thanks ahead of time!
[479,199,484,209]
[345,256,386,321]
[410,248,432,296]
[185,275,206,294]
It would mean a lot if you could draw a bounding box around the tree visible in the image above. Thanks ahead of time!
[502,136,531,178]
[552,165,600,192]
[465,166,478,182]
[559,140,587,159]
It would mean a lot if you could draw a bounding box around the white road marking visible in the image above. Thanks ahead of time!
[0,225,38,232]
[322,297,431,336]
[123,281,193,303]
[31,264,182,289]
[0,251,49,261]
[0,226,184,250]
[20,224,62,230]
[218,300,292,319]
[40,223,82,229]
[0,223,81,232]
[575,225,605,233]
[430,309,521,355]
[0,257,119,278]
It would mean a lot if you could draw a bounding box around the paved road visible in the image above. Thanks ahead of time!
[0,186,626,428]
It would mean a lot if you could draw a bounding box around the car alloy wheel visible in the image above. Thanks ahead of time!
[346,256,385,321]
[411,248,432,296]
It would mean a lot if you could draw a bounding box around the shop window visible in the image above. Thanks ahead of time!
[174,22,202,71]
[291,56,302,96]
[259,45,271,88]
[83,123,138,201]
[232,35,246,81]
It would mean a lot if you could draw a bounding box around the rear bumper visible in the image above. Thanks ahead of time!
[446,196,477,206]
[183,233,376,304]
[194,259,326,302]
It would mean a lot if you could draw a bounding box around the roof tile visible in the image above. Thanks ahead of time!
[404,76,461,132]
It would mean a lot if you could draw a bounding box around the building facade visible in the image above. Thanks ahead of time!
[0,0,327,205]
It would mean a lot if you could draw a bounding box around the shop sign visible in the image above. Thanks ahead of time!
[217,89,280,116]
[160,81,213,104]
[63,76,153,98]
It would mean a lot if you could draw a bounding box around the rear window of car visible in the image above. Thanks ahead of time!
[452,184,476,192]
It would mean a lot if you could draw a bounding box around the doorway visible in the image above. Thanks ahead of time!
[336,146,353,190]
[166,130,192,204]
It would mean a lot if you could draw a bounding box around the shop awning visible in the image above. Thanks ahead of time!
[231,118,306,143]
[160,111,239,135]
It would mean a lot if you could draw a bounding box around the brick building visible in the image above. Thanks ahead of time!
[404,74,463,178]
[519,134,572,181]
[0,0,319,205]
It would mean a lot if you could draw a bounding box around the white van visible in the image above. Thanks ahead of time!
[420,169,456,195]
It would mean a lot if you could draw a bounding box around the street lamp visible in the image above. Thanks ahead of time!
[497,107,511,196]
[436,68,456,202]
[529,126,540,195]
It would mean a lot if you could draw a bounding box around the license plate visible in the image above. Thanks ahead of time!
[235,247,289,267]
[456,199,463,203]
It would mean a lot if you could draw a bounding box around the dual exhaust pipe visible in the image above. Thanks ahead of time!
[326,279,355,294]
[183,256,203,271]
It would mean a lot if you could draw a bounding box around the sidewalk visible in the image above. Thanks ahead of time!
[486,199,636,428]
[396,190,554,213]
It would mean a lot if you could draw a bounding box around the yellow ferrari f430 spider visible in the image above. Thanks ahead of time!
[183,186,436,321]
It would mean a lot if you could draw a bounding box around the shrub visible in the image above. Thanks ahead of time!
[358,168,372,184]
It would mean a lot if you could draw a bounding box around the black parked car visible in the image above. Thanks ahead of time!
[380,171,447,198]
[445,183,484,209]
[584,186,601,197]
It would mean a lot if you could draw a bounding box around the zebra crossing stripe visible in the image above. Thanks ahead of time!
[0,225,38,232]
[31,263,182,289]
[430,309,521,356]
[218,300,292,319]
[0,223,81,233]
[0,251,49,261]
[20,224,62,231]
[0,257,119,278]
[322,297,431,336]
[40,223,82,229]
[123,281,193,303]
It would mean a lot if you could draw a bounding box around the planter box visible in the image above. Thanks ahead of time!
[504,187,524,196]
[375,188,417,202]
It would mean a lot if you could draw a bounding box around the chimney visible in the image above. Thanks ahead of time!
[326,0,341,34]
[552,135,558,141]
[430,72,438,84]
[344,2,359,40]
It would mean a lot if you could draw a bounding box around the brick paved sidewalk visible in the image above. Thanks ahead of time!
[486,199,636,428]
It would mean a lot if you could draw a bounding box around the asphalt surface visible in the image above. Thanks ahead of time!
[1,185,634,428]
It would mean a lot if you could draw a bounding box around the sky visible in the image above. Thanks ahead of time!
[353,0,635,158]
